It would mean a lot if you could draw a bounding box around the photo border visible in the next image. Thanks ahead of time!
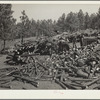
[0,1,100,99]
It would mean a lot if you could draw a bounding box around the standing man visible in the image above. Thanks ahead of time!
[72,33,77,49]
[79,33,84,47]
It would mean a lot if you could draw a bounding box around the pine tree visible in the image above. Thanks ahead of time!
[57,13,66,32]
[96,8,100,29]
[20,10,30,43]
[65,12,79,32]
[0,4,14,49]
[78,9,85,30]
[84,12,90,29]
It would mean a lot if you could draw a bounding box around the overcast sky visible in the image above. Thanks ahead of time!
[12,4,100,22]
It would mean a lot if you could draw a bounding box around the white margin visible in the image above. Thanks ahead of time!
[0,1,100,4]
[0,1,100,99]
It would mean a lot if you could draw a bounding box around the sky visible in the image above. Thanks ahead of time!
[12,4,100,22]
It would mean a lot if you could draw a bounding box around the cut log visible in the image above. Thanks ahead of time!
[0,77,14,81]
[0,84,11,89]
[68,77,93,81]
[42,75,53,78]
[35,72,44,79]
[13,75,39,87]
[76,69,89,78]
[61,81,82,90]
[55,79,68,89]
[86,77,100,87]
[36,61,48,70]
[21,53,40,57]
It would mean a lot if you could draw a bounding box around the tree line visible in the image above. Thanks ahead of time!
[0,4,100,49]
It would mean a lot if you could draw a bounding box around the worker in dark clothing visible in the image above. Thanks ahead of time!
[79,34,84,47]
[72,34,77,48]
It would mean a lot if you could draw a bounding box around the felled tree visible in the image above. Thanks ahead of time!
[0,4,14,49]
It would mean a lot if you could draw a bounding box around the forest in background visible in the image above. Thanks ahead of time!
[0,4,100,49]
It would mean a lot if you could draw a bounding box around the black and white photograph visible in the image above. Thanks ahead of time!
[1,2,100,91]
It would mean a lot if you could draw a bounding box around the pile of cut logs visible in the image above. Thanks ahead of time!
[1,50,100,89]
[2,40,100,89]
